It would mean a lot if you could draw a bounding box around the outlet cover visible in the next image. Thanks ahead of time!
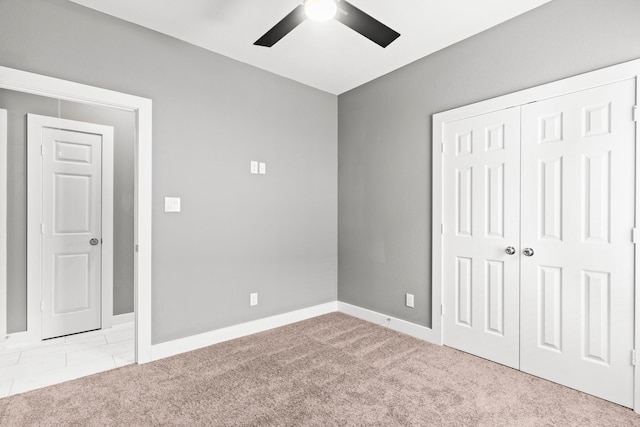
[250,292,258,306]
[405,293,415,308]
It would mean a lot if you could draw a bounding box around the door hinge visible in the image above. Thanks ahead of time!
[40,145,44,156]
[633,105,638,122]
[441,224,444,235]
[632,349,637,366]
[441,141,444,153]
[633,228,639,244]
[40,301,45,312]
[135,244,139,253]
[441,304,444,316]
[40,223,45,234]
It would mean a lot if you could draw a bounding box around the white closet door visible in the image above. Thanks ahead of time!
[520,79,636,408]
[442,107,521,369]
[41,127,103,339]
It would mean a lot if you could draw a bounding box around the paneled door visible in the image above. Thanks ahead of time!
[42,126,102,339]
[442,107,521,369]
[520,79,636,407]
[29,114,112,340]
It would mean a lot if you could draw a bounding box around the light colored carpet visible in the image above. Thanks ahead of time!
[0,312,638,426]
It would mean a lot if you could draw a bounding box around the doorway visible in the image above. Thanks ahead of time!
[0,65,152,363]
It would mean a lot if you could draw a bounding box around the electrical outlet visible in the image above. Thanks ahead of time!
[250,292,258,306]
[405,293,415,308]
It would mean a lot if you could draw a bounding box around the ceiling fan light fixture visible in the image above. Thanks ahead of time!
[304,0,337,22]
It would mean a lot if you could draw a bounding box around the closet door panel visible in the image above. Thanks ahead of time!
[520,79,636,408]
[442,107,521,369]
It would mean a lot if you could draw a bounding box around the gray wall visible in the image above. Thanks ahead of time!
[338,0,640,327]
[0,89,135,333]
[0,0,337,344]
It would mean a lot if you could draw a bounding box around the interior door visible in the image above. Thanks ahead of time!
[40,125,103,339]
[520,79,636,407]
[442,107,521,369]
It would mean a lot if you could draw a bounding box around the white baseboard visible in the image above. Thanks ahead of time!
[150,301,441,362]
[337,302,440,345]
[151,302,338,361]
[7,312,134,348]
[112,312,135,326]
[5,330,39,348]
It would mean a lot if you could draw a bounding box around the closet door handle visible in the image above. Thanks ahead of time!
[523,248,535,257]
[505,246,516,255]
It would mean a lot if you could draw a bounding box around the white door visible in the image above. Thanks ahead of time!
[41,126,103,339]
[28,114,114,340]
[520,80,636,407]
[442,107,521,369]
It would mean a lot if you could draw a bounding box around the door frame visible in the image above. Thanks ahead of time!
[432,57,640,411]
[0,109,6,343]
[0,66,153,363]
[27,114,114,340]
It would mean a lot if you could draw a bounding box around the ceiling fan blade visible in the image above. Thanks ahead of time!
[254,5,307,47]
[335,0,400,48]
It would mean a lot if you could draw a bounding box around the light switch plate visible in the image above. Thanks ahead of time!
[259,162,266,175]
[164,197,181,213]
[405,293,415,308]
[250,161,259,174]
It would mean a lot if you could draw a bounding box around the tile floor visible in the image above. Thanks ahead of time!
[0,322,134,397]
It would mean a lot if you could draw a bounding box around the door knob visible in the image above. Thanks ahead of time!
[505,246,516,255]
[89,238,99,246]
[523,248,535,257]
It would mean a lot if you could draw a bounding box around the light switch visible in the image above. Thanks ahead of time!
[250,161,259,174]
[164,197,181,213]
[259,162,266,175]
[406,293,415,308]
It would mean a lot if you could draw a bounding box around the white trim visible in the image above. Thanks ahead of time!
[432,57,640,412]
[431,109,444,346]
[337,302,439,344]
[26,114,114,340]
[135,103,153,364]
[101,124,114,330]
[112,312,135,326]
[0,66,152,364]
[4,331,31,347]
[434,59,640,124]
[151,302,338,361]
[635,74,640,414]
[26,116,42,343]
[151,301,446,362]
[0,109,6,342]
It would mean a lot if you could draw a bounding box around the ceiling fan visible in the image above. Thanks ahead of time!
[254,0,400,48]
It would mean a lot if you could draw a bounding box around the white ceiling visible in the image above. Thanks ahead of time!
[69,0,551,95]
